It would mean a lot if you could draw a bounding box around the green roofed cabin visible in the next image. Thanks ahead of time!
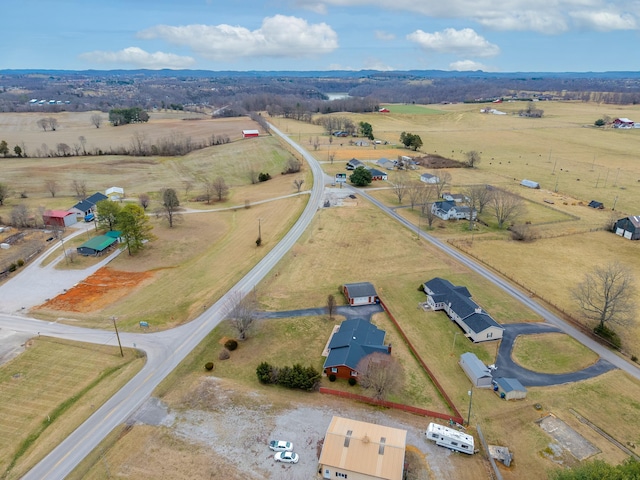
[77,235,118,256]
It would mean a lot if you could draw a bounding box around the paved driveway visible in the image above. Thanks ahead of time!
[495,323,617,386]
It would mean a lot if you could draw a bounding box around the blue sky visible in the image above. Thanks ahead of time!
[3,0,640,72]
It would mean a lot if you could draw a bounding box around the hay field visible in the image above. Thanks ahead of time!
[0,111,257,159]
[0,337,143,480]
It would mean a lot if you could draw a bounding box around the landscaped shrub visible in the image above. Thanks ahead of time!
[204,362,214,371]
[255,361,320,390]
[8,263,17,272]
[328,374,336,382]
[16,258,25,267]
[224,339,238,351]
[256,361,274,384]
[218,348,230,360]
[348,377,357,386]
[258,172,271,182]
[594,325,622,350]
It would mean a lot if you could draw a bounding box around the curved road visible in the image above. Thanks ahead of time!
[1,122,326,480]
[351,186,640,382]
[2,126,639,479]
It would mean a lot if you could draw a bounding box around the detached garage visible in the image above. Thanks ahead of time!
[77,235,117,256]
[493,377,527,400]
[343,282,379,306]
[43,210,77,228]
[614,216,640,240]
[459,352,493,388]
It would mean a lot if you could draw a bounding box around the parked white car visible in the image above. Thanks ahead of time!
[269,440,293,452]
[274,451,299,464]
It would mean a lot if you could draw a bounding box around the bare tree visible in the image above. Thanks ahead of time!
[139,193,150,210]
[71,179,87,199]
[293,178,304,193]
[463,185,491,231]
[159,188,180,227]
[329,152,335,164]
[20,141,28,158]
[11,204,30,227]
[572,262,636,331]
[47,117,59,131]
[465,150,482,168]
[327,294,336,320]
[213,176,229,201]
[406,181,424,210]
[37,118,48,132]
[225,290,258,340]
[434,171,452,199]
[247,168,259,185]
[418,183,438,228]
[490,189,524,228]
[392,171,408,204]
[182,179,194,199]
[201,178,215,204]
[284,157,302,174]
[44,179,59,198]
[79,136,87,155]
[130,132,148,156]
[56,143,71,156]
[0,183,9,206]
[90,113,103,129]
[356,352,403,400]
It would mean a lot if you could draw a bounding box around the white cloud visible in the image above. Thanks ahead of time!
[570,10,637,31]
[361,58,395,70]
[407,28,500,57]
[138,15,338,61]
[292,0,639,34]
[375,30,396,41]
[79,47,195,69]
[449,59,493,71]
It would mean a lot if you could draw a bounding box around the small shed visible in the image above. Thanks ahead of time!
[493,377,527,400]
[614,216,640,240]
[343,282,379,306]
[43,210,77,228]
[242,129,259,138]
[588,200,604,209]
[77,235,117,256]
[459,352,493,388]
[106,187,125,201]
[520,179,540,189]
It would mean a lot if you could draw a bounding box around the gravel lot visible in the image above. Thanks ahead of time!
[129,377,469,479]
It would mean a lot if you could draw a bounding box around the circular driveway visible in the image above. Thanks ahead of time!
[495,323,617,387]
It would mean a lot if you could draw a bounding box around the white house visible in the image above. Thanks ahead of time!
[420,173,440,184]
[423,277,504,343]
[431,201,477,221]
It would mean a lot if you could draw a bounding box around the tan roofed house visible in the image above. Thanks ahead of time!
[318,416,406,480]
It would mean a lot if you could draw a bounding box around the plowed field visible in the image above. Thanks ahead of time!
[35,267,153,312]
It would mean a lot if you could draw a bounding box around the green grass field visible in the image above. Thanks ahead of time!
[0,337,143,479]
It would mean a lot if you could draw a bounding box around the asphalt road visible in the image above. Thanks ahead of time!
[351,186,640,383]
[3,122,327,480]
[3,128,639,478]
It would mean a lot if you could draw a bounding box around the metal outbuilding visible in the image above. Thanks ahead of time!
[493,377,527,400]
[43,210,77,228]
[459,352,493,388]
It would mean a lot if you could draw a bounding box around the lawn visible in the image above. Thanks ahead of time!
[0,337,143,480]
[511,333,600,374]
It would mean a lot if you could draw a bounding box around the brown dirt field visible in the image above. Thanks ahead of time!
[34,267,154,312]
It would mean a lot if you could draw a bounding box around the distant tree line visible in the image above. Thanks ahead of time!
[109,107,149,126]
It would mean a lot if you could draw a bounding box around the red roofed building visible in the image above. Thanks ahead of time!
[242,129,259,138]
[43,210,77,228]
[379,107,390,113]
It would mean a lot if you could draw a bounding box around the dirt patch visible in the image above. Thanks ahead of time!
[414,154,467,169]
[537,414,600,461]
[33,267,154,312]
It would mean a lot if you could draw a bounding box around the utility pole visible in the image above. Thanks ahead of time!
[112,316,124,357]
[467,389,473,426]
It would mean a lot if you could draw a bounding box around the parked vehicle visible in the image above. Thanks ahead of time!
[269,440,293,452]
[84,213,95,222]
[426,422,475,455]
[274,451,299,463]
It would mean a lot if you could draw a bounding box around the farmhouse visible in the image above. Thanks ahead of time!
[423,277,504,342]
[520,179,540,189]
[42,210,77,228]
[76,235,117,256]
[459,352,493,388]
[431,201,477,221]
[106,186,124,201]
[614,216,640,240]
[346,158,366,170]
[241,129,259,138]
[68,192,108,219]
[343,282,379,306]
[323,318,390,380]
[420,173,440,184]
[493,377,527,400]
[318,416,406,480]
[613,118,634,128]
[368,168,388,181]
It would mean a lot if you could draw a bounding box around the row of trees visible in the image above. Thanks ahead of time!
[256,362,321,391]
[109,107,150,126]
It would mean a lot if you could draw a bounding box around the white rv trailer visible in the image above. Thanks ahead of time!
[426,422,475,454]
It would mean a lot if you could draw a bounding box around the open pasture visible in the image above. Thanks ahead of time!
[0,337,142,480]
